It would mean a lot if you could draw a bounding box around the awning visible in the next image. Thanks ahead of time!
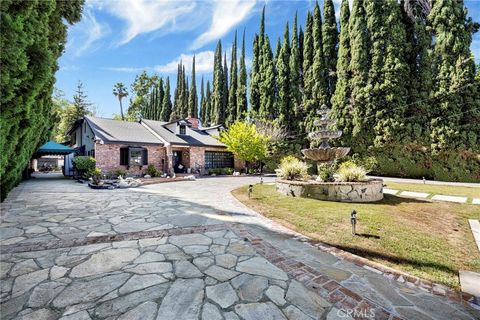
[34,141,75,156]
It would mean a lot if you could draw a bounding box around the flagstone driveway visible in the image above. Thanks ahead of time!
[0,175,478,320]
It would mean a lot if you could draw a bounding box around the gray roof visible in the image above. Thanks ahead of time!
[85,116,162,145]
[141,119,225,147]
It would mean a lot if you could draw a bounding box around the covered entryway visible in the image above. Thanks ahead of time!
[30,141,75,177]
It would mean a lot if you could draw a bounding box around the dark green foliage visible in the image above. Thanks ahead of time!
[331,0,352,145]
[145,164,162,177]
[276,23,292,131]
[222,53,229,123]
[204,80,212,126]
[129,70,156,120]
[200,76,206,124]
[0,0,84,200]
[428,0,479,152]
[237,30,248,120]
[301,12,314,134]
[188,55,198,118]
[72,156,96,179]
[161,77,172,121]
[349,0,369,139]
[249,35,261,113]
[212,40,224,124]
[322,0,338,99]
[258,34,276,119]
[227,31,238,126]
[289,13,302,134]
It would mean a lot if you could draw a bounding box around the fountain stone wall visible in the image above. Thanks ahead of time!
[276,179,383,202]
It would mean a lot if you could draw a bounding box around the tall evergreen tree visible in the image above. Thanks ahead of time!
[276,22,292,132]
[182,65,188,117]
[200,76,206,124]
[250,35,261,113]
[237,29,248,119]
[227,31,238,125]
[222,53,229,123]
[302,12,314,133]
[188,55,198,118]
[212,40,224,124]
[289,12,302,133]
[72,81,92,120]
[162,77,172,121]
[429,0,479,151]
[172,62,182,120]
[322,0,338,99]
[259,34,276,119]
[349,0,369,138]
[331,0,352,144]
[205,80,212,126]
[311,1,328,109]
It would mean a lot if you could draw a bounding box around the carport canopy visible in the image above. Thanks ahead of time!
[33,141,74,157]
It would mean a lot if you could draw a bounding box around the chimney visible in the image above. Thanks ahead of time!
[186,117,199,129]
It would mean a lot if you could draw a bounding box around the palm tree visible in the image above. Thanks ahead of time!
[113,82,128,120]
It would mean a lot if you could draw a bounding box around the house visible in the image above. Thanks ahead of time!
[68,116,244,175]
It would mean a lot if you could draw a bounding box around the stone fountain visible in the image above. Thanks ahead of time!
[276,104,383,202]
[301,104,350,163]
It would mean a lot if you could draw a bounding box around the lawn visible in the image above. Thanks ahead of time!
[384,182,480,200]
[232,184,480,289]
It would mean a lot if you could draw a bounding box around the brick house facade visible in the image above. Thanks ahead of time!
[69,116,245,176]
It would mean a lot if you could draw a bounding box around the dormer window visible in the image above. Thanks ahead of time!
[179,124,186,135]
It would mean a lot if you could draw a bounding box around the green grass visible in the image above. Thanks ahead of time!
[384,182,479,200]
[232,184,480,289]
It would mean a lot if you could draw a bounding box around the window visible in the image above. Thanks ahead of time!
[120,147,148,166]
[179,125,186,135]
[205,151,234,169]
[71,132,77,145]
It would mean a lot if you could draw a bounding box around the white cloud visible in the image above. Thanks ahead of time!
[191,0,257,50]
[102,66,149,73]
[72,10,109,56]
[154,50,216,73]
[98,0,197,45]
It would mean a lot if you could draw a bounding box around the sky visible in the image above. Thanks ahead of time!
[56,0,480,118]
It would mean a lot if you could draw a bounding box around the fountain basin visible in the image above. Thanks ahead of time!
[301,147,351,162]
[276,179,383,202]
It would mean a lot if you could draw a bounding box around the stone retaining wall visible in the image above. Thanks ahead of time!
[276,179,383,202]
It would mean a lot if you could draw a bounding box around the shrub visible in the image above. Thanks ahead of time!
[335,161,367,182]
[209,168,234,175]
[277,156,310,180]
[317,162,337,182]
[73,156,96,179]
[145,164,162,177]
[90,168,102,185]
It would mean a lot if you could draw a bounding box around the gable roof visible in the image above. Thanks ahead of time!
[85,116,162,145]
[141,119,225,147]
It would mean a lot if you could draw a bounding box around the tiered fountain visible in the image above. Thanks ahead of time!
[276,104,383,202]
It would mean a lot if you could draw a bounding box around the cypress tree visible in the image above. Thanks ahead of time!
[222,53,229,124]
[237,29,248,119]
[298,26,304,79]
[188,55,198,118]
[0,0,84,199]
[311,1,328,109]
[156,78,164,120]
[401,0,433,143]
[331,0,352,144]
[276,22,292,132]
[289,12,302,133]
[212,40,223,124]
[250,35,261,113]
[162,77,172,121]
[429,0,479,151]
[182,65,188,118]
[200,76,205,124]
[302,12,314,133]
[349,0,369,138]
[322,0,338,98]
[259,34,276,119]
[227,31,238,125]
[205,80,212,126]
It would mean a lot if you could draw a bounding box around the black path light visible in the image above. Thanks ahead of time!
[248,184,253,199]
[351,210,357,235]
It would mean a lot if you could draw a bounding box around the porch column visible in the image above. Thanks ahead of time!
[166,144,174,176]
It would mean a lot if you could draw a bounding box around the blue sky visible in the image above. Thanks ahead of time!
[56,0,480,118]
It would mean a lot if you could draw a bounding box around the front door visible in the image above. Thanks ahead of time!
[173,151,183,173]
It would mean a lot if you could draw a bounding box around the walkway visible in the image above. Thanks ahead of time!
[0,175,478,320]
[369,175,480,188]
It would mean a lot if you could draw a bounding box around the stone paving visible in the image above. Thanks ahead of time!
[1,175,479,320]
